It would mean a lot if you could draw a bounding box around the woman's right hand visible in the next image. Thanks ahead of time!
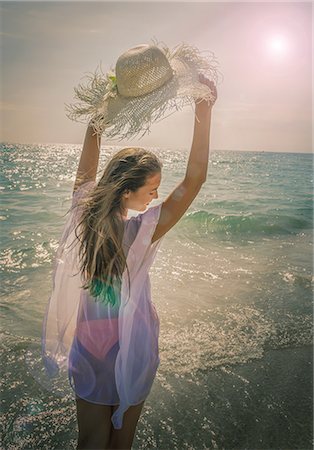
[195,73,218,111]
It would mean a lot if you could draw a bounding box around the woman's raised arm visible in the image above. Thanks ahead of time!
[151,75,217,244]
[73,125,101,194]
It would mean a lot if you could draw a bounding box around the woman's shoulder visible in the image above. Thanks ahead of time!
[135,203,163,226]
[124,203,163,246]
[126,203,162,226]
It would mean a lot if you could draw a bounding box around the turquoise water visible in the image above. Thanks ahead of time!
[1,143,313,449]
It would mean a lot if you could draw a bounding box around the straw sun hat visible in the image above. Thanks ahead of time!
[65,39,223,140]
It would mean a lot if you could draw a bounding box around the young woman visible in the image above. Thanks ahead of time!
[43,72,217,450]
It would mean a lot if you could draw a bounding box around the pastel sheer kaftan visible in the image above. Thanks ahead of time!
[41,180,165,429]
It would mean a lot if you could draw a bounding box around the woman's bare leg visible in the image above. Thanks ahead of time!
[75,396,112,449]
[108,401,145,449]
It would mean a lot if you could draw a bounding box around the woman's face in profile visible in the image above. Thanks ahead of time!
[123,171,161,212]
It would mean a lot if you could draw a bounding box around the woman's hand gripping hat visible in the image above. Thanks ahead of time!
[65,39,223,140]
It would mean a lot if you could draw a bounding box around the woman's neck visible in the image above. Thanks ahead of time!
[117,209,128,221]
[119,199,128,221]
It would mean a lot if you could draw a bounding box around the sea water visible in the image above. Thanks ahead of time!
[1,143,313,449]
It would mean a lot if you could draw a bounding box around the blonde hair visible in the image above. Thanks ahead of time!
[72,147,162,306]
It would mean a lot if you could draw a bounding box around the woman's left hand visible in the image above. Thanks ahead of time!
[195,73,218,111]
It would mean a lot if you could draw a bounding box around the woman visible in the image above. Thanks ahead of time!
[67,73,217,449]
[41,43,218,445]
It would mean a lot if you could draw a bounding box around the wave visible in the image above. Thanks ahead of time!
[178,210,312,236]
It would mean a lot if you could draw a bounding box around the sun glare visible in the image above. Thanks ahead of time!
[266,34,289,59]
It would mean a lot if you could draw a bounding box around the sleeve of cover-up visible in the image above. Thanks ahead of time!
[111,202,165,430]
[72,180,96,205]
[54,180,96,255]
[41,180,96,377]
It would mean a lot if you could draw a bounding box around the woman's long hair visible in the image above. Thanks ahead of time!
[72,147,162,306]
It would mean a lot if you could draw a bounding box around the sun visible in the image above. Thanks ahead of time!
[265,34,289,59]
[270,36,286,52]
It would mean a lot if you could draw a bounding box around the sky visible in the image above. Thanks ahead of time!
[0,1,312,153]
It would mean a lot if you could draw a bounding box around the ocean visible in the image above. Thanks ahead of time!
[1,143,313,450]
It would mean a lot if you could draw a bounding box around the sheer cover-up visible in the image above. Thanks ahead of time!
[41,181,165,429]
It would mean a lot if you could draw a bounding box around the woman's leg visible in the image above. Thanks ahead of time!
[75,395,112,449]
[108,401,145,450]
